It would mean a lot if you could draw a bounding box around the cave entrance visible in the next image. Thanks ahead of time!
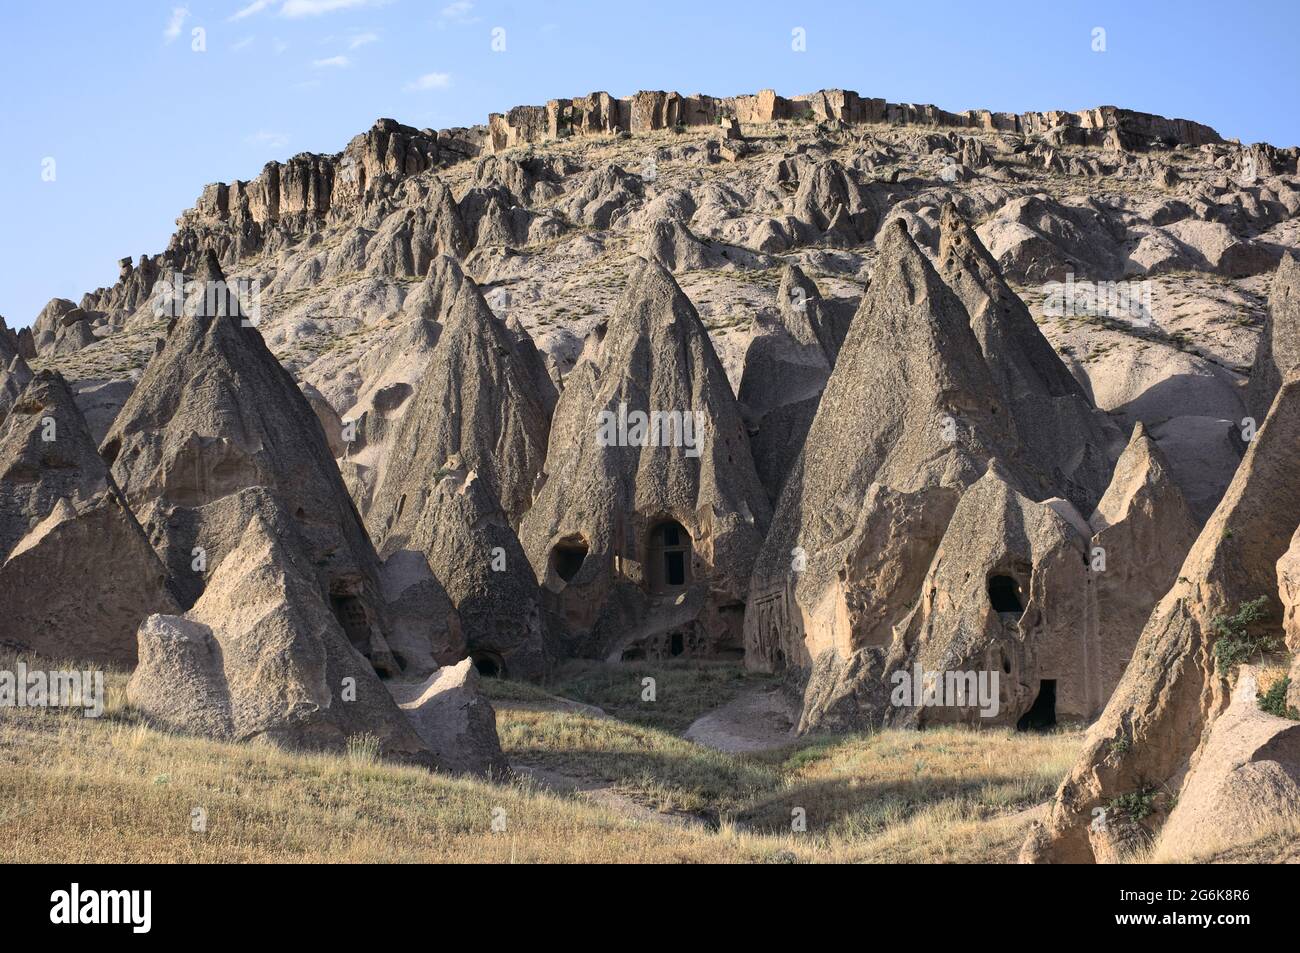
[647,520,691,593]
[988,574,1024,617]
[1017,679,1057,732]
[471,651,505,679]
[551,537,589,584]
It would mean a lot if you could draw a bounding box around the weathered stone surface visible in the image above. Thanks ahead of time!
[737,265,849,501]
[520,257,770,661]
[1022,371,1300,863]
[745,220,1024,693]
[127,508,435,764]
[0,371,176,665]
[1246,253,1300,422]
[100,254,399,675]
[387,658,508,779]
[1151,667,1300,859]
[939,203,1123,513]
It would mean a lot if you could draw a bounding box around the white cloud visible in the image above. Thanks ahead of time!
[232,36,256,51]
[281,0,387,17]
[405,71,451,92]
[246,130,289,150]
[312,54,351,68]
[228,0,271,21]
[348,31,379,49]
[163,7,189,43]
[440,1,477,22]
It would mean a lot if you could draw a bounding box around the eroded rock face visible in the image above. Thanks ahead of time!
[100,256,400,675]
[745,215,1146,734]
[367,258,550,532]
[745,220,1025,695]
[127,507,434,765]
[1246,254,1300,423]
[938,204,1123,514]
[377,462,549,681]
[364,261,552,678]
[520,257,770,662]
[0,355,33,423]
[1153,667,1300,860]
[1277,528,1300,714]
[737,265,849,502]
[0,371,176,665]
[388,658,508,779]
[1022,372,1300,863]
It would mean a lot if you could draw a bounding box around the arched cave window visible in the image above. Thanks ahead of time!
[987,574,1024,616]
[550,537,589,584]
[647,520,691,593]
[471,650,505,679]
[1016,680,1057,732]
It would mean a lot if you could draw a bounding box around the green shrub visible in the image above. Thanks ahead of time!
[1212,597,1275,672]
[1257,677,1299,720]
[1109,788,1157,822]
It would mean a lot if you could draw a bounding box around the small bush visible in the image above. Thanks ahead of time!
[1257,677,1299,720]
[1212,597,1275,672]
[1109,788,1157,822]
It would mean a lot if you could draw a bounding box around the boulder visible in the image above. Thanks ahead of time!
[1153,667,1300,860]
[388,659,508,779]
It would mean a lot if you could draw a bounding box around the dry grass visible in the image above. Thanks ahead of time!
[0,660,1085,863]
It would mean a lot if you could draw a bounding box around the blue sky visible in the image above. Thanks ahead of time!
[2,0,1298,327]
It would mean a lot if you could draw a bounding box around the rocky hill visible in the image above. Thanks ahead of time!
[4,87,1300,855]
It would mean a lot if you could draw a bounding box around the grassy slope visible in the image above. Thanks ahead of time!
[0,661,1084,863]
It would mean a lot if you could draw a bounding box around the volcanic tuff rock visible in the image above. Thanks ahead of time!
[0,371,176,664]
[99,254,402,674]
[14,86,1300,782]
[377,461,550,681]
[745,220,1027,691]
[0,354,33,423]
[127,506,434,764]
[737,264,851,501]
[937,203,1124,513]
[1246,253,1300,423]
[1280,527,1300,713]
[388,658,509,779]
[1152,666,1300,860]
[366,257,551,530]
[519,257,770,661]
[1022,371,1300,863]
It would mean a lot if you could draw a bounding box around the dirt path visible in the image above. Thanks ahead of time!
[682,685,798,753]
[511,762,710,829]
